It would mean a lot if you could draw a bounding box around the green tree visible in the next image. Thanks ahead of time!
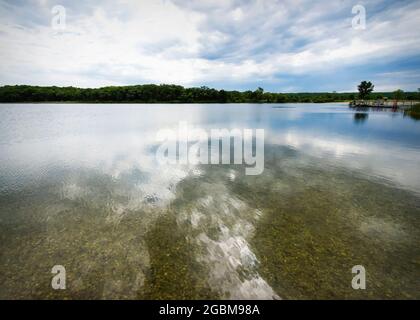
[357,81,374,99]
[393,89,405,106]
[252,87,264,102]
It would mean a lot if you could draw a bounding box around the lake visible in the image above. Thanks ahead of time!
[0,103,419,299]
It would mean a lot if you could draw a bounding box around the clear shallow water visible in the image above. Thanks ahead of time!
[0,103,419,299]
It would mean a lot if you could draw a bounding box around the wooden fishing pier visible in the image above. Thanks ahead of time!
[349,100,419,110]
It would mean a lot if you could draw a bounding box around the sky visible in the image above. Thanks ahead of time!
[0,0,419,92]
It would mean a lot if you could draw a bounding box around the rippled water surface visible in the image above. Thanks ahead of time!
[0,103,419,299]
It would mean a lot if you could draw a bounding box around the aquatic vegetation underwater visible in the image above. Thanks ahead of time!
[0,145,418,299]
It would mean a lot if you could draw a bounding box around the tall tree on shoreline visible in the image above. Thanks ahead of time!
[393,89,405,107]
[357,81,374,99]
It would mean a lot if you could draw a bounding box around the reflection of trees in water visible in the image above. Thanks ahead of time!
[354,113,368,124]
[404,111,420,121]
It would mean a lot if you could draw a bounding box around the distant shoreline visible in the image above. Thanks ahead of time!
[0,101,353,104]
[1,84,419,104]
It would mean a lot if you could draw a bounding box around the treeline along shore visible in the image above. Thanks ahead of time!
[1,84,419,103]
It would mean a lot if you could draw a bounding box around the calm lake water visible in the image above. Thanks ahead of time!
[0,103,419,299]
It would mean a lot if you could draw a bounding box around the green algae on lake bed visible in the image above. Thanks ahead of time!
[249,168,420,299]
[0,148,419,299]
